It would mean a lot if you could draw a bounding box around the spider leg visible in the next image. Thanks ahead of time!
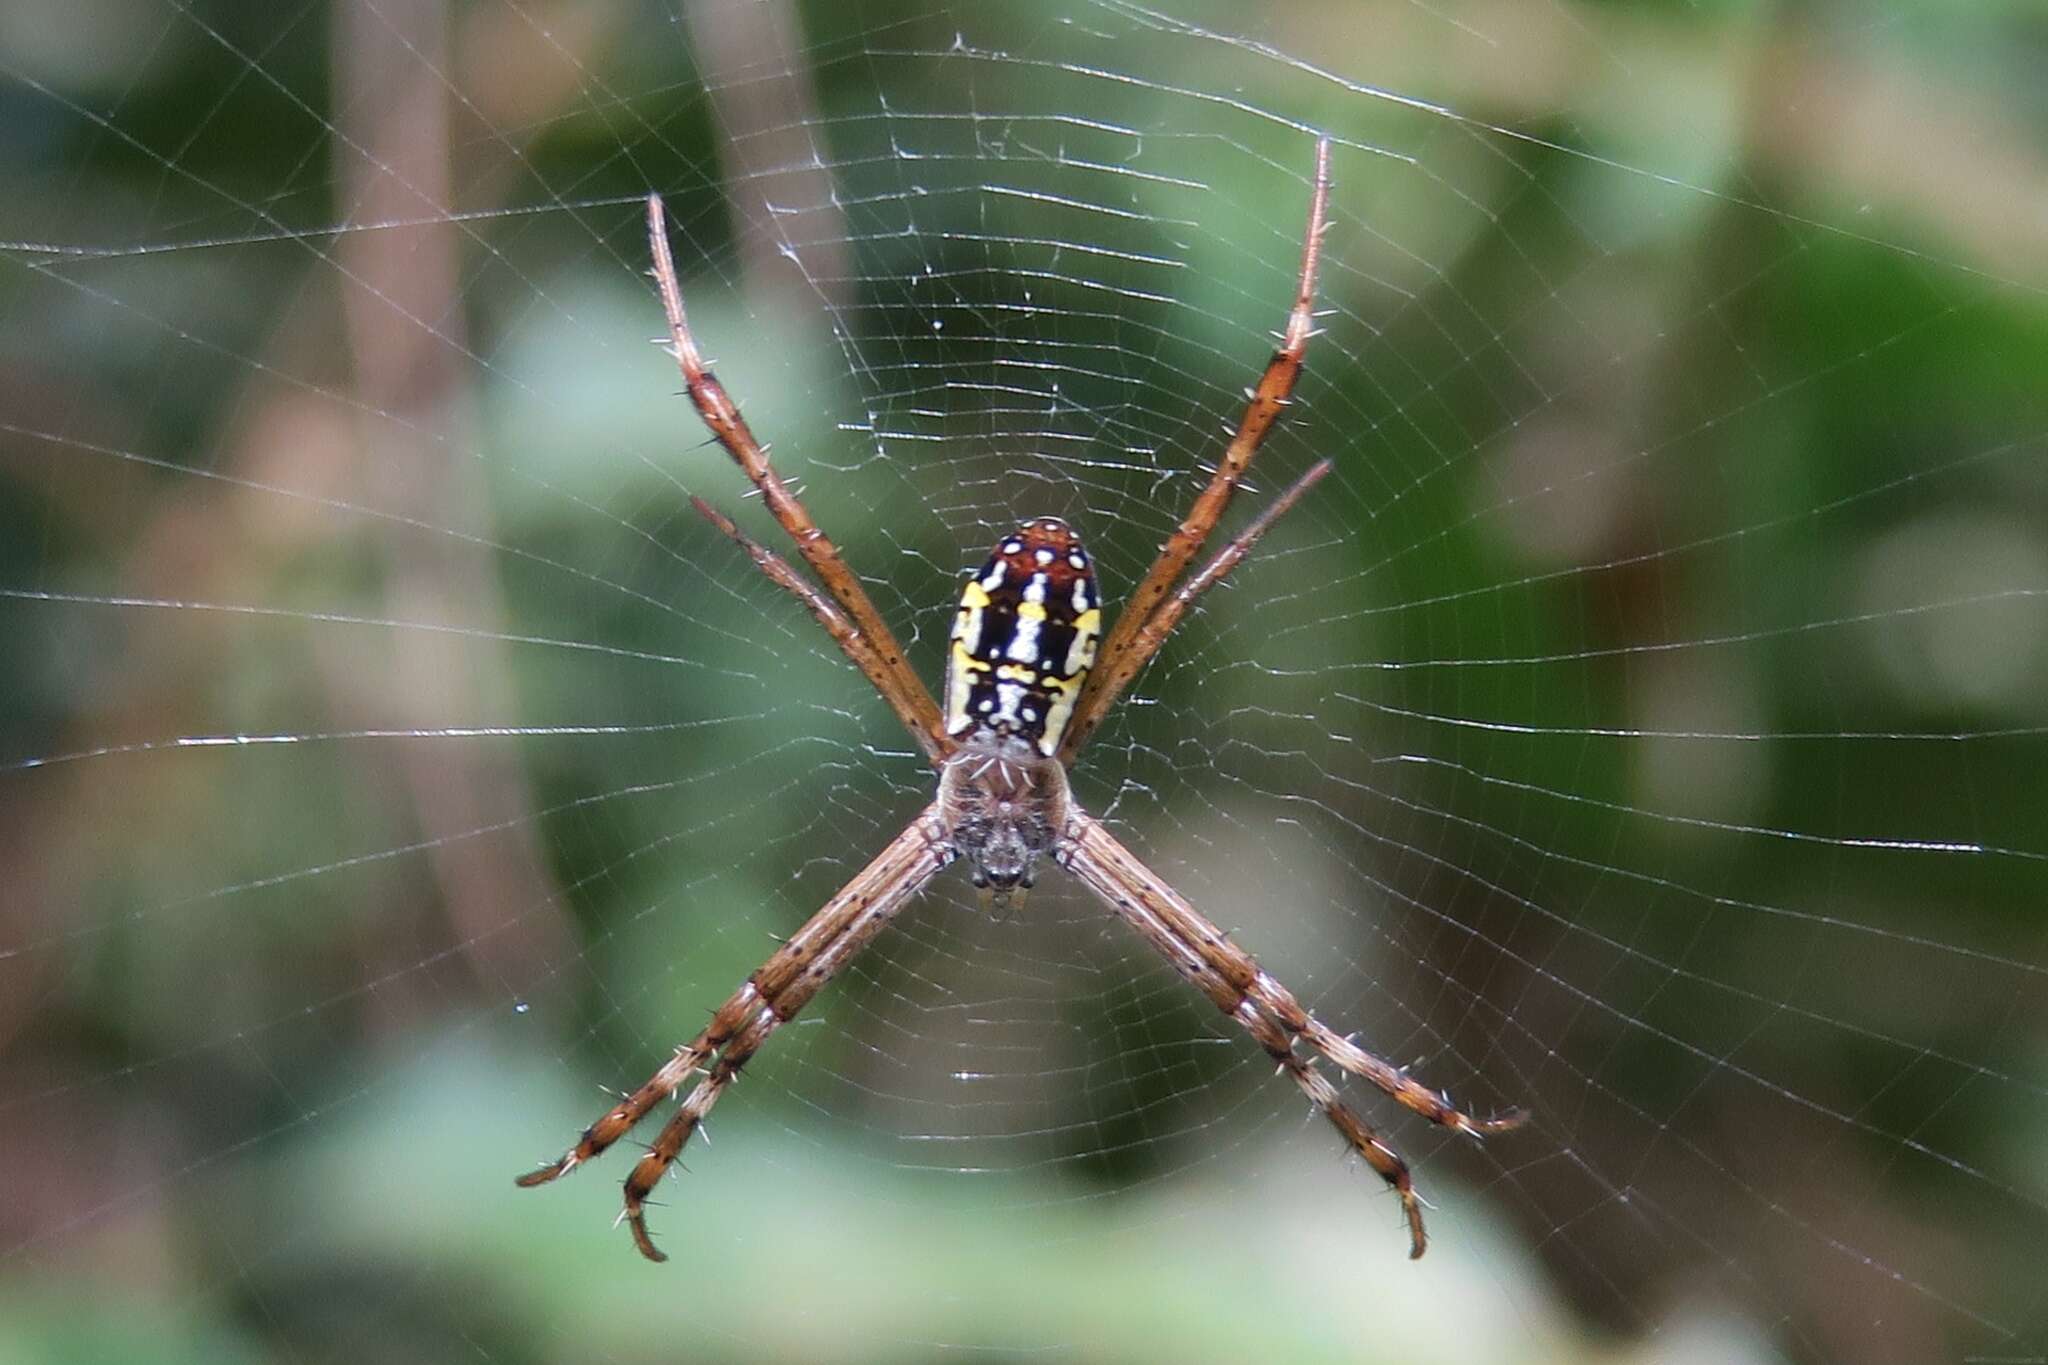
[1070,136,1330,752]
[1058,457,1331,761]
[647,195,951,763]
[619,1003,771,1261]
[1062,810,1526,1133]
[691,496,950,765]
[1058,808,1523,1257]
[1255,983,1529,1138]
[620,810,948,1260]
[1233,998,1428,1257]
[513,997,735,1187]
[518,803,952,1260]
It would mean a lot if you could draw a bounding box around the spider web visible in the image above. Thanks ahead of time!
[4,1,2046,1361]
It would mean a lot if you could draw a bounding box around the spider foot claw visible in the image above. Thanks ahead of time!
[514,1155,574,1188]
[1465,1105,1531,1137]
[1398,1190,1428,1260]
[623,1198,670,1263]
[621,1147,679,1262]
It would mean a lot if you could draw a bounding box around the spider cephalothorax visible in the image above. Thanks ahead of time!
[937,746,1068,910]
[518,138,1526,1264]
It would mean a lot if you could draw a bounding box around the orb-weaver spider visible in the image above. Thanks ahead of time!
[518,138,1526,1261]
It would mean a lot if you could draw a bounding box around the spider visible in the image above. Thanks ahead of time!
[518,138,1526,1261]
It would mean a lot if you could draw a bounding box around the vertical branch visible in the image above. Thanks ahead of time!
[681,0,851,314]
[331,0,568,996]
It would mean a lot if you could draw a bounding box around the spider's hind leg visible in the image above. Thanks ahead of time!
[1232,1001,1429,1257]
[516,805,951,1262]
[1250,982,1532,1138]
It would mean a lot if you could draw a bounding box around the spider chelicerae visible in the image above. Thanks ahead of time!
[518,138,1526,1261]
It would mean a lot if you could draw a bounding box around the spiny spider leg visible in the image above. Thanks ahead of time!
[1060,457,1332,759]
[1068,137,1331,758]
[1233,1000,1429,1256]
[617,804,951,1260]
[1063,810,1527,1134]
[648,194,951,764]
[1058,809,1525,1257]
[514,1024,717,1188]
[1057,813,1428,1255]
[517,803,950,1247]
[1262,994,1528,1138]
[689,495,946,763]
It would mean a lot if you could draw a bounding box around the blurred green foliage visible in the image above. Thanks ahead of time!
[4,2,2046,1363]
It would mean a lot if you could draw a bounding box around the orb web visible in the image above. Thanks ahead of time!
[3,2,2046,1361]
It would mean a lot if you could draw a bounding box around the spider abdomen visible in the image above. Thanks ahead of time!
[944,516,1101,758]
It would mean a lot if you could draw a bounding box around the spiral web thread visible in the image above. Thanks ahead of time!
[3,2,2046,1360]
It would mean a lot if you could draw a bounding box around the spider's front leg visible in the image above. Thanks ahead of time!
[647,196,953,767]
[1062,136,1332,763]
[518,803,952,1261]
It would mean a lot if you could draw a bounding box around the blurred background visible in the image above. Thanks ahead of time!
[4,2,2046,1362]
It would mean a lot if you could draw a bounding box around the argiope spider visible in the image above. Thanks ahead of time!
[518,138,1527,1261]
